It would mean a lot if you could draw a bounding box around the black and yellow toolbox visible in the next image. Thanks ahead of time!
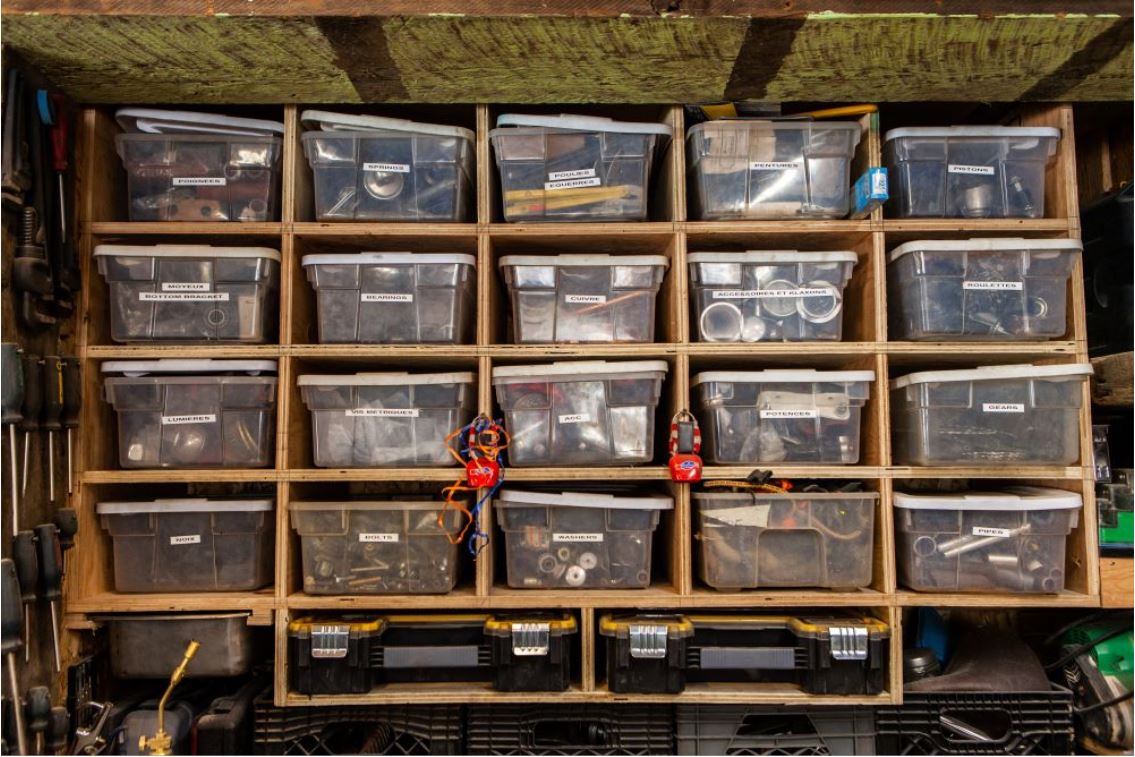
[599,614,693,694]
[288,613,576,695]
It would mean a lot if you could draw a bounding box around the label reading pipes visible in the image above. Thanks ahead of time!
[169,534,202,545]
[361,294,414,303]
[558,414,591,424]
[363,162,410,173]
[963,281,1024,291]
[972,526,1012,538]
[565,295,606,304]
[982,403,1025,413]
[346,408,420,418]
[759,409,818,419]
[172,177,227,186]
[161,414,217,425]
[359,533,399,543]
[947,164,996,175]
[553,533,603,542]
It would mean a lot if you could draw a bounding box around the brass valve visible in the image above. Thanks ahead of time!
[138,640,199,756]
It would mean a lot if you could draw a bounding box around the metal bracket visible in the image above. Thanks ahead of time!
[629,624,669,659]
[511,622,550,656]
[830,626,869,661]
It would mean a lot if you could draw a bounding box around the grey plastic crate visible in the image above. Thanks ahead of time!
[102,612,257,678]
[467,704,675,755]
[676,705,877,755]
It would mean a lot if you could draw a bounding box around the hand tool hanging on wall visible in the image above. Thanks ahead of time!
[13,529,37,664]
[42,356,62,504]
[38,91,81,300]
[48,704,70,755]
[2,343,24,539]
[61,357,81,496]
[19,354,42,497]
[35,522,63,672]
[26,685,50,755]
[1,559,30,756]
[2,69,32,210]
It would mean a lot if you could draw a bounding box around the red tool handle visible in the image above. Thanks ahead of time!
[49,93,68,173]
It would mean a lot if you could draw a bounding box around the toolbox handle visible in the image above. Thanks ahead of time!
[698,646,796,670]
[383,645,480,669]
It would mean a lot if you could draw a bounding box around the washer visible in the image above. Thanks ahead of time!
[564,565,587,586]
[699,301,744,342]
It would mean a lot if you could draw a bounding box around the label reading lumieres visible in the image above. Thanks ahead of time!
[713,288,831,300]
[169,534,202,546]
[359,533,399,543]
[553,533,604,542]
[361,293,414,303]
[558,414,591,424]
[172,177,226,186]
[141,283,229,302]
[759,409,818,419]
[161,414,216,425]
[963,281,1024,291]
[565,295,606,304]
[750,161,799,171]
[972,526,1012,538]
[346,408,420,418]
[947,164,996,175]
[363,162,410,173]
[982,403,1025,413]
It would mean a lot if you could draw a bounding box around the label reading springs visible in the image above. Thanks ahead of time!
[363,162,410,173]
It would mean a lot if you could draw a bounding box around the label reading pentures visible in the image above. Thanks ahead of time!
[361,294,414,303]
[363,162,410,173]
[169,534,202,545]
[982,403,1025,413]
[346,408,420,418]
[553,533,604,542]
[359,533,399,543]
[161,414,217,425]
[172,177,226,186]
[972,526,1012,538]
[947,164,995,176]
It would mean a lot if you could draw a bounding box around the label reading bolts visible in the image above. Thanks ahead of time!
[359,533,399,543]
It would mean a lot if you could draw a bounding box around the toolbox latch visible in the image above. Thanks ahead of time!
[830,626,869,661]
[629,624,669,659]
[310,624,350,659]
[512,623,550,656]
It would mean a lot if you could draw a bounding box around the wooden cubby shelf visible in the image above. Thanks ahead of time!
[67,102,1099,708]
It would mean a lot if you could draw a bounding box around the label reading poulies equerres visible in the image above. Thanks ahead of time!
[759,409,818,419]
[963,281,1024,291]
[972,526,1012,538]
[750,162,799,171]
[947,164,996,175]
[346,408,420,418]
[172,177,226,186]
[161,414,217,425]
[363,162,410,173]
[982,403,1025,413]
[558,414,591,424]
[565,295,606,304]
[553,533,604,542]
[361,294,413,303]
[169,534,202,545]
[359,533,399,543]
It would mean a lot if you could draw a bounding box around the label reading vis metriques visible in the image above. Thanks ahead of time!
[346,408,420,418]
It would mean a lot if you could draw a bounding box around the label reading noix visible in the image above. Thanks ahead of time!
[750,161,799,171]
[362,162,410,173]
[982,403,1025,414]
[172,177,227,186]
[972,526,1012,538]
[947,164,996,176]
[760,409,818,419]
[544,176,602,191]
[359,533,399,543]
[565,295,606,304]
[553,533,604,542]
[548,168,596,181]
[345,408,420,418]
[161,414,217,425]
[962,281,1024,291]
[361,293,414,303]
[557,414,591,424]
[169,534,202,545]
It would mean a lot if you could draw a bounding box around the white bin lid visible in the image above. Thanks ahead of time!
[694,491,878,502]
[496,489,673,511]
[499,254,669,268]
[297,371,474,386]
[892,362,1092,390]
[300,110,475,142]
[889,238,1083,263]
[894,486,1081,511]
[97,497,273,514]
[688,251,857,264]
[301,252,475,267]
[494,113,672,136]
[102,359,277,376]
[116,108,285,136]
[884,125,1060,142]
[94,244,281,262]
[492,360,668,384]
[691,369,874,387]
[290,500,451,512]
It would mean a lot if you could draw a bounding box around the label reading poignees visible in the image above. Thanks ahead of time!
[361,293,414,303]
[558,414,590,424]
[363,162,411,173]
[972,526,1012,538]
[359,533,399,543]
[345,408,420,418]
[161,414,217,425]
[713,288,832,300]
[565,295,607,304]
[947,164,996,176]
[982,403,1025,414]
[169,534,202,546]
[760,409,818,419]
[172,177,227,186]
[750,161,799,171]
[962,281,1024,291]
[553,533,604,542]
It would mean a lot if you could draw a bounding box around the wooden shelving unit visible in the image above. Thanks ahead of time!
[65,102,1099,708]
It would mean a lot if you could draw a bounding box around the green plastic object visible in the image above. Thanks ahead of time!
[1100,510,1135,549]
[1065,624,1134,692]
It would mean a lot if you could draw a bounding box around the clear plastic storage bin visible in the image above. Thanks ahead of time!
[102,359,277,469]
[114,109,283,222]
[687,121,861,220]
[692,370,874,464]
[493,360,667,467]
[103,612,255,678]
[298,371,476,468]
[887,238,1080,341]
[890,363,1091,466]
[290,500,463,594]
[689,251,857,342]
[693,491,877,590]
[884,126,1061,218]
[97,497,274,593]
[490,114,672,223]
[94,244,280,343]
[894,487,1081,593]
[499,254,668,343]
[302,253,475,344]
[494,489,671,589]
[300,111,474,222]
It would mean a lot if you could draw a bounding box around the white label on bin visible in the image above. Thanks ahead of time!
[361,293,414,303]
[553,533,604,542]
[557,413,591,424]
[982,403,1025,413]
[947,164,996,176]
[750,161,799,171]
[359,533,399,543]
[169,534,201,545]
[972,526,1012,538]
[712,288,830,299]
[162,282,211,292]
[963,281,1024,291]
[140,292,229,302]
[548,168,596,181]
[161,414,216,425]
[346,408,420,418]
[172,176,227,186]
[759,409,818,419]
[363,162,410,173]
[544,176,602,191]
[565,295,607,304]
[707,505,770,528]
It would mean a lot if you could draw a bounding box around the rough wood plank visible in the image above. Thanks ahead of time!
[1100,557,1134,608]
[1092,352,1135,407]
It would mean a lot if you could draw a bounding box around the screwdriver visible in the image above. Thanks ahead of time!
[1,559,30,756]
[54,507,78,555]
[35,523,62,672]
[19,355,42,497]
[61,357,80,496]
[26,685,49,755]
[42,356,61,504]
[2,343,24,538]
[48,705,69,755]
[13,530,37,664]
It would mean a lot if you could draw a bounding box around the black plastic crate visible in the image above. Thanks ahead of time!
[288,616,384,695]
[675,705,876,755]
[875,686,1074,755]
[466,704,675,755]
[252,695,463,755]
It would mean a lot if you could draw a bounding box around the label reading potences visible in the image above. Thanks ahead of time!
[972,526,1012,538]
[363,162,410,173]
[553,533,604,542]
[172,177,227,186]
[161,414,217,425]
[963,281,1024,291]
[759,409,818,419]
[169,534,202,545]
[361,293,414,303]
[359,533,399,543]
[982,403,1025,414]
[346,408,420,418]
[558,414,591,424]
[947,164,995,176]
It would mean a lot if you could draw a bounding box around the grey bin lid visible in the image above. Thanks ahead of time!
[102,359,277,377]
[115,108,284,136]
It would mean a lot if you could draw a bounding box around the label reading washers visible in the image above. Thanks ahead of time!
[982,403,1025,413]
[359,533,399,543]
[172,177,227,186]
[962,281,1024,291]
[759,409,818,419]
[161,414,217,425]
[750,161,799,171]
[363,162,411,173]
[361,293,414,303]
[947,164,996,175]
[557,414,591,424]
[972,526,1012,538]
[169,534,202,545]
[565,295,607,304]
[713,288,832,299]
[345,408,420,418]
[553,533,604,542]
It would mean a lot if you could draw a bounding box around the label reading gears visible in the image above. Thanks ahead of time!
[982,403,1025,413]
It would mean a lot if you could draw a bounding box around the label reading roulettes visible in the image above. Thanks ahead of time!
[947,164,996,176]
[544,176,601,191]
[172,177,227,186]
[972,526,1012,538]
[161,414,217,425]
[361,293,414,303]
[982,403,1025,413]
[359,533,399,543]
[759,409,818,419]
[565,295,606,304]
[963,281,1024,291]
[169,534,202,545]
[750,161,799,171]
[346,408,420,418]
[553,533,604,542]
[363,162,410,173]
[548,168,596,181]
[557,414,591,424]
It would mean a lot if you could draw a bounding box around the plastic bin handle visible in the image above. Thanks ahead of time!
[698,646,795,670]
[939,714,996,743]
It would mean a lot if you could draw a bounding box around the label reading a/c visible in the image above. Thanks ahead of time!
[359,533,399,543]
[972,526,1012,538]
[169,534,202,545]
[557,413,591,424]
[553,533,604,542]
[982,403,1025,413]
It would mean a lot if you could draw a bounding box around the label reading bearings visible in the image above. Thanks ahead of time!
[361,293,414,303]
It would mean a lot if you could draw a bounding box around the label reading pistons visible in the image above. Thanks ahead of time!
[750,161,798,171]
[172,177,227,186]
[972,526,1012,538]
[346,408,420,418]
[982,403,1025,413]
[962,281,1024,291]
[565,295,606,304]
[362,162,410,173]
[544,176,601,191]
[947,164,996,176]
[557,413,591,424]
[361,293,414,303]
[553,533,604,542]
[548,168,596,181]
[759,409,818,419]
[169,534,202,545]
[161,414,217,425]
[359,533,399,543]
